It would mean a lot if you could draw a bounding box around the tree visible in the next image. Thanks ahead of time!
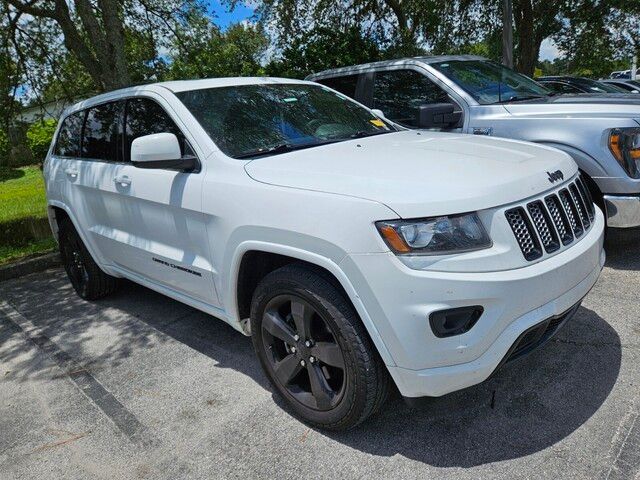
[255,0,443,55]
[167,13,268,79]
[265,26,384,78]
[3,0,204,91]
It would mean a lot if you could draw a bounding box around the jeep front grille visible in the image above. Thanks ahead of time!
[505,175,596,262]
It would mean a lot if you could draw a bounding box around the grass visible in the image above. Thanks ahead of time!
[0,165,48,223]
[0,237,57,265]
[0,165,56,264]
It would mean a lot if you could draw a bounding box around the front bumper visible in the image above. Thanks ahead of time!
[341,209,605,398]
[603,194,640,227]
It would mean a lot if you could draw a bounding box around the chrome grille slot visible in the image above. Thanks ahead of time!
[545,195,574,246]
[505,207,543,261]
[570,184,590,229]
[575,176,595,221]
[527,201,560,253]
[559,188,584,238]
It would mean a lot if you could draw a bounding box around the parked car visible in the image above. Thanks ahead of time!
[601,79,640,94]
[537,76,629,94]
[308,56,640,229]
[610,70,631,79]
[44,78,604,430]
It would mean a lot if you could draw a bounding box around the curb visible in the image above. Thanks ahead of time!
[0,252,61,282]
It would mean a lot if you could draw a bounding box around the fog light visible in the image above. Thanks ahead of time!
[429,306,483,338]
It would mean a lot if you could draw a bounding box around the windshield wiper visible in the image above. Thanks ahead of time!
[349,130,391,139]
[498,94,547,103]
[234,140,337,159]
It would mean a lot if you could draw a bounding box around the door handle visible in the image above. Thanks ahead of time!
[64,168,79,178]
[114,175,131,187]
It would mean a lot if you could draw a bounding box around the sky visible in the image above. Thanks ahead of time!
[207,0,255,29]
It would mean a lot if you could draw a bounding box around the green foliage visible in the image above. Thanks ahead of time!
[0,237,57,265]
[167,14,268,80]
[26,120,57,164]
[265,26,385,79]
[0,128,8,166]
[0,165,48,223]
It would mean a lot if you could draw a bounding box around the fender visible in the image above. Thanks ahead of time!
[227,240,396,367]
[47,200,121,278]
[534,141,608,180]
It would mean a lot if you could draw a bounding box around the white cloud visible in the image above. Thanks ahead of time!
[539,38,562,62]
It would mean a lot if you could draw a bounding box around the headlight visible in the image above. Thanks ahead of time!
[376,213,492,255]
[609,127,640,178]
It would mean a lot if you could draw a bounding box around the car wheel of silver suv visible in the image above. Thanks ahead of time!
[250,263,390,430]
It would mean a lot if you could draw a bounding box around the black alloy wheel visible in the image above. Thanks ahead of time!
[261,294,346,411]
[251,264,390,430]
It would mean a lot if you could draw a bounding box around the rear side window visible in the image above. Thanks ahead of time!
[82,102,123,162]
[317,75,359,98]
[373,69,451,127]
[54,112,84,157]
[125,98,185,162]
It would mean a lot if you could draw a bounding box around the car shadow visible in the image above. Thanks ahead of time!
[0,270,622,468]
[604,227,640,271]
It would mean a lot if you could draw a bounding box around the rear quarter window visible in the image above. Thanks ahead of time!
[317,75,359,98]
[54,112,85,157]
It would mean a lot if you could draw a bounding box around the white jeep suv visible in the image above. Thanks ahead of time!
[43,77,605,429]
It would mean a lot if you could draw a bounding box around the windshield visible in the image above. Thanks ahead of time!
[573,78,626,93]
[431,60,551,105]
[176,84,394,158]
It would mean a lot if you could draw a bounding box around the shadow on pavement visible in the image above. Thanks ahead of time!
[604,227,640,271]
[0,267,622,468]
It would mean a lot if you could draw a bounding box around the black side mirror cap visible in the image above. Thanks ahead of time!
[132,155,199,173]
[416,103,462,129]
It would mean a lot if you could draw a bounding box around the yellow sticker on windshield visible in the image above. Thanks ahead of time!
[370,119,385,127]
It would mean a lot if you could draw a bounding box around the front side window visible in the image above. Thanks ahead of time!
[124,98,186,162]
[54,112,84,157]
[432,60,550,105]
[372,69,452,127]
[177,83,393,159]
[82,101,123,162]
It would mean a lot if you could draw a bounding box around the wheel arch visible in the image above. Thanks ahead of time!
[229,242,396,366]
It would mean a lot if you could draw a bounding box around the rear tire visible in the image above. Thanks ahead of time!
[250,263,390,430]
[58,217,118,300]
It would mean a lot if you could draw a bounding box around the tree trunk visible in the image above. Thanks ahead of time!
[514,0,537,76]
[502,0,513,68]
[6,0,131,91]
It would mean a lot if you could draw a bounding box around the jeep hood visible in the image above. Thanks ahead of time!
[503,94,640,121]
[244,131,577,218]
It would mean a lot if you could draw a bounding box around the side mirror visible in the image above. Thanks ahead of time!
[416,103,462,129]
[131,132,198,171]
[371,108,386,119]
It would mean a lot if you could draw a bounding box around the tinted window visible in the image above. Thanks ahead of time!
[125,98,185,162]
[54,112,84,157]
[373,70,451,127]
[542,81,582,94]
[82,102,123,161]
[177,84,393,159]
[318,75,359,98]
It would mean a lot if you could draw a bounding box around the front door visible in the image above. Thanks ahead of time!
[74,96,216,304]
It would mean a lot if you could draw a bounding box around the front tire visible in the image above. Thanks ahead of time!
[250,264,389,430]
[58,217,118,300]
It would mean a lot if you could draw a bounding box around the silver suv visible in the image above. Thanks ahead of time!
[308,55,640,228]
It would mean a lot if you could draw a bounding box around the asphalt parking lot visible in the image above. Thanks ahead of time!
[1,232,639,480]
